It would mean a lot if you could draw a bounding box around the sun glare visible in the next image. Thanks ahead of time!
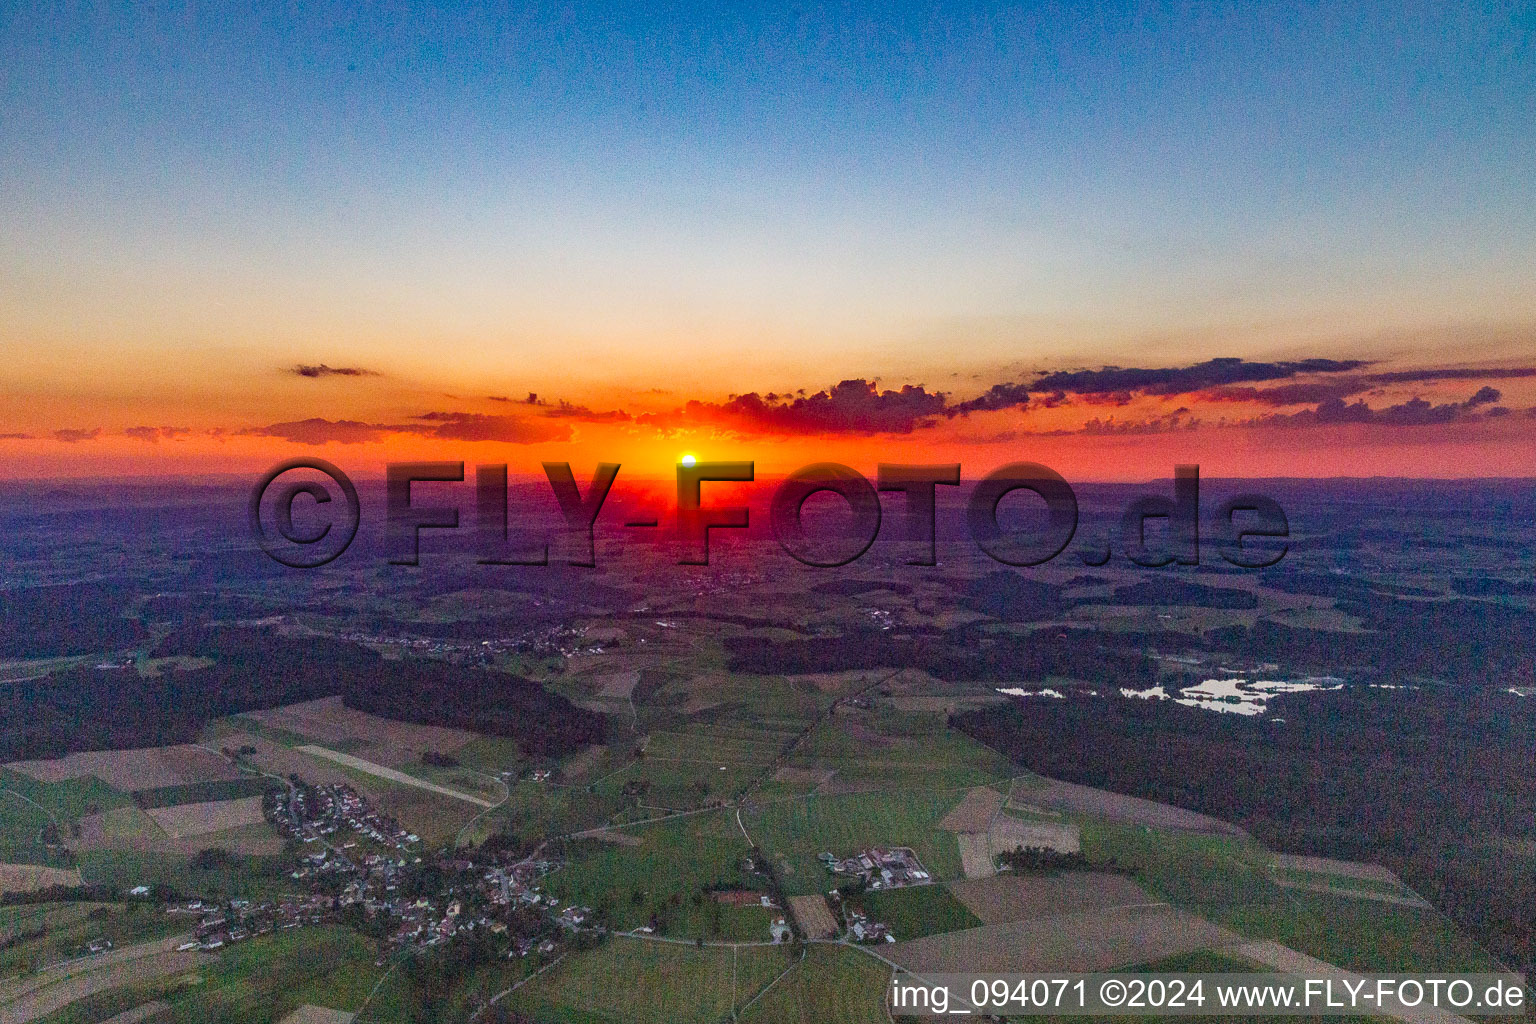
[679,453,697,468]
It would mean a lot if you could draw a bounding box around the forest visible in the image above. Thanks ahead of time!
[0,626,604,761]
[953,687,1536,975]
[1207,595,1536,685]
[726,626,1157,687]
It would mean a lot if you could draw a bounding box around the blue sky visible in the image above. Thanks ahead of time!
[0,2,1533,454]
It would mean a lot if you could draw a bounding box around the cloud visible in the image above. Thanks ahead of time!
[1364,366,1536,386]
[128,358,1536,450]
[1198,381,1365,405]
[936,357,1372,414]
[1464,386,1502,408]
[1200,367,1536,406]
[409,412,573,443]
[485,393,628,422]
[243,413,570,445]
[242,419,392,445]
[542,400,632,423]
[0,432,35,440]
[1078,410,1202,436]
[643,359,1481,437]
[950,382,1033,414]
[643,379,953,436]
[53,428,101,443]
[123,426,192,443]
[1256,390,1513,429]
[1026,357,1369,398]
[291,364,378,378]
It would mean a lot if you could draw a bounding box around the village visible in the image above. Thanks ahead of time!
[109,781,930,967]
[152,782,597,962]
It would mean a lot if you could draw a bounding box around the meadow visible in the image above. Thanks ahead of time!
[504,937,797,1024]
[745,789,965,895]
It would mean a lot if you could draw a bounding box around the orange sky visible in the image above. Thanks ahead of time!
[2,358,1533,481]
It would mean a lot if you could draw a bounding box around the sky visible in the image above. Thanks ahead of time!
[1,2,1533,479]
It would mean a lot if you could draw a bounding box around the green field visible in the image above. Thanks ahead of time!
[590,758,761,812]
[130,777,274,809]
[452,734,531,775]
[0,787,56,863]
[781,720,1018,791]
[644,729,789,765]
[745,790,964,895]
[1270,864,1415,898]
[1082,822,1281,917]
[1083,822,1498,974]
[737,943,891,1024]
[544,811,758,937]
[506,936,797,1024]
[0,901,179,981]
[859,884,981,940]
[76,849,300,900]
[482,779,631,846]
[0,767,136,865]
[0,770,132,821]
[0,770,135,864]
[1229,889,1504,974]
[34,925,390,1024]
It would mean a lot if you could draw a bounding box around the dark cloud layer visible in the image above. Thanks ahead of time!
[291,364,378,378]
[646,379,952,436]
[1203,367,1536,406]
[1027,357,1369,397]
[242,411,574,446]
[1261,392,1511,428]
[411,412,572,443]
[242,419,391,445]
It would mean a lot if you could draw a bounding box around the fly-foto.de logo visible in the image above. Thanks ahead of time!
[250,459,1288,571]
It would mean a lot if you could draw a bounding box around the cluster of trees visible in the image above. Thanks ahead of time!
[996,846,1104,874]
[189,847,241,870]
[954,686,1536,975]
